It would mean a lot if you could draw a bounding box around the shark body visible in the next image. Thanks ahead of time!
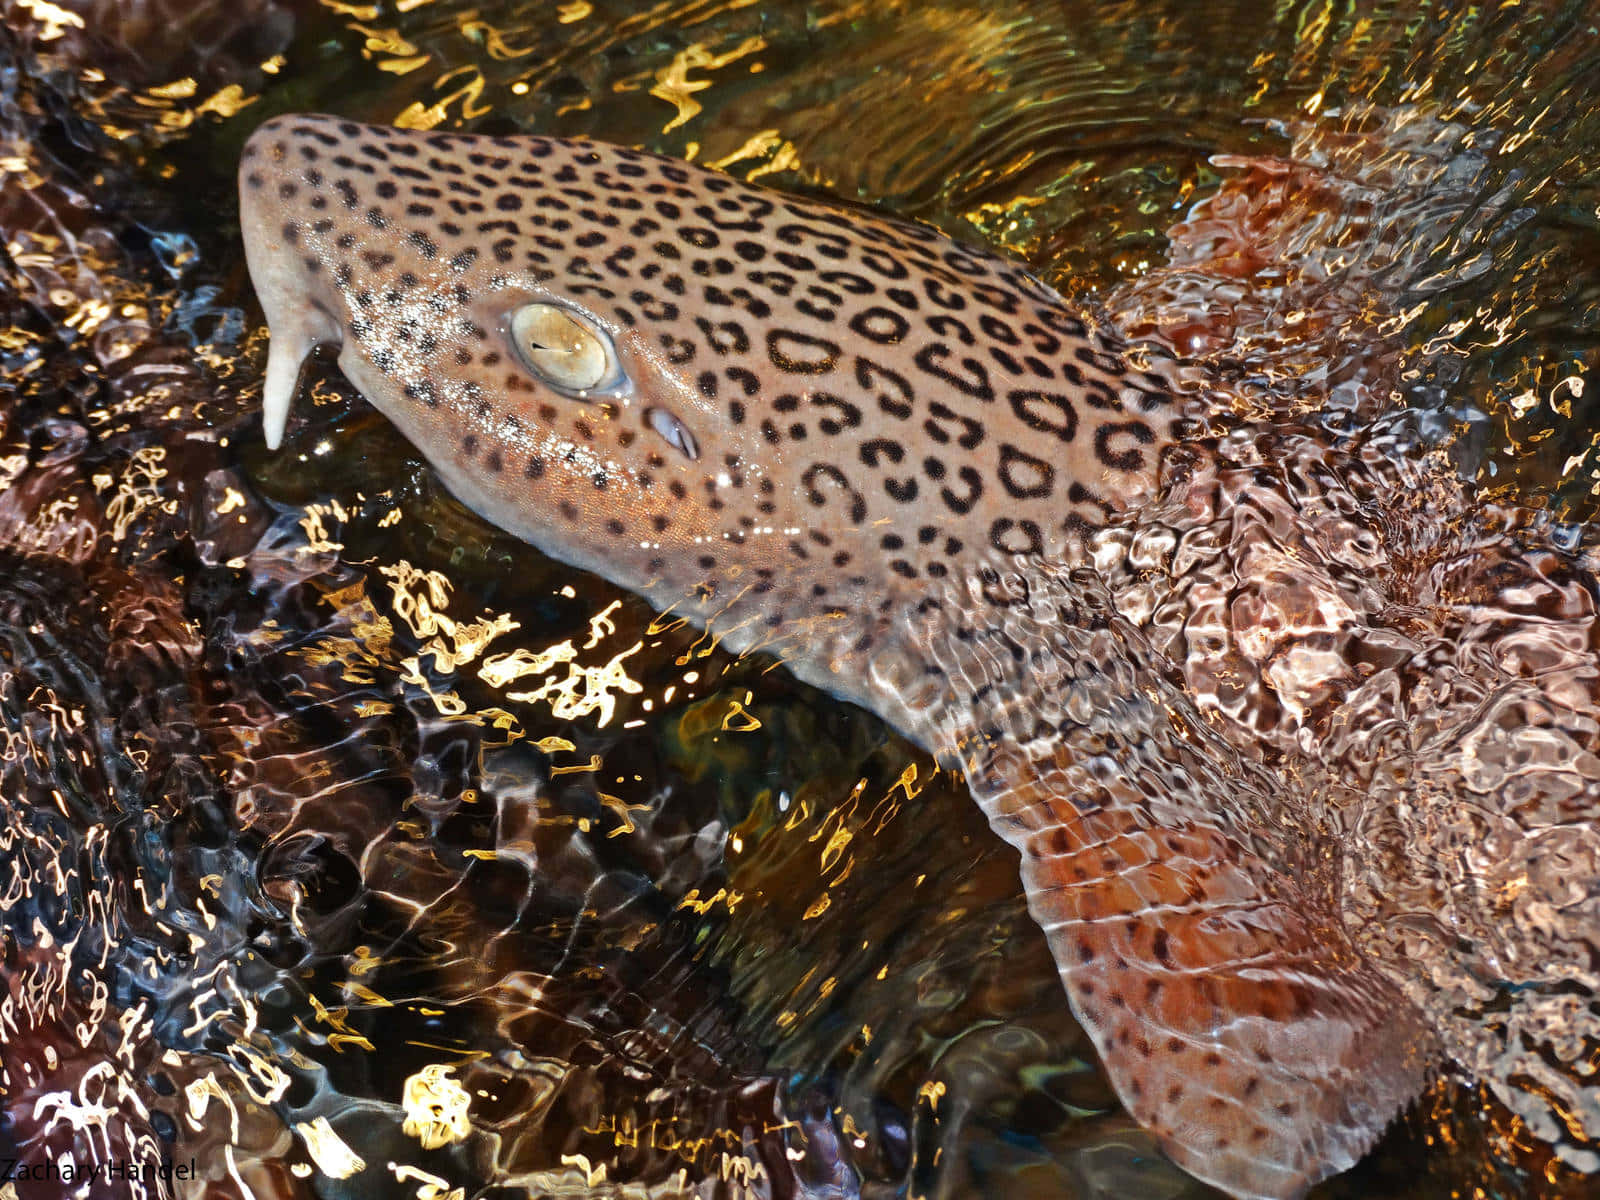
[240,113,1600,1198]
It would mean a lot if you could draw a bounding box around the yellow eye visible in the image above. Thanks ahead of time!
[510,303,613,391]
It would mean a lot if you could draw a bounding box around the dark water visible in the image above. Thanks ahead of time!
[1,1,1598,1197]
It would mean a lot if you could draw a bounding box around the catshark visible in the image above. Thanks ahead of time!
[239,113,1600,1198]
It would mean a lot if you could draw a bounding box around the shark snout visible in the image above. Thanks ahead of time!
[239,117,355,448]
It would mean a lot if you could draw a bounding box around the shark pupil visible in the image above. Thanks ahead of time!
[509,302,614,393]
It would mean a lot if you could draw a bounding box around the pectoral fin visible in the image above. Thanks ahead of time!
[1015,794,1431,1199]
[931,568,1433,1199]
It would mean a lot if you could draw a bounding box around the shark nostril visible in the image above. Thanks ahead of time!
[646,406,699,461]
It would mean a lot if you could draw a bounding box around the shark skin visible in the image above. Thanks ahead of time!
[240,111,1598,1198]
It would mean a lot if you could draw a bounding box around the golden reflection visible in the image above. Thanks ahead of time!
[396,65,491,129]
[558,1152,606,1184]
[720,696,762,731]
[348,21,432,76]
[145,78,198,100]
[676,885,746,914]
[580,1113,790,1178]
[460,16,536,60]
[2,0,1597,1194]
[290,551,654,737]
[14,0,82,40]
[349,22,421,60]
[296,1116,367,1179]
[649,37,766,132]
[318,0,380,18]
[401,1064,472,1149]
[379,54,432,76]
[390,1162,465,1200]
[97,446,172,543]
[709,129,802,180]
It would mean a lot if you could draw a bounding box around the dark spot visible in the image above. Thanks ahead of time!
[989,517,1043,555]
[767,328,840,375]
[914,343,993,401]
[923,401,984,450]
[1094,420,1156,471]
[1009,389,1078,441]
[849,306,910,345]
[997,443,1054,499]
[694,317,749,355]
[939,466,983,515]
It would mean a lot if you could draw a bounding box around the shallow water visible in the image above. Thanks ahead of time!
[2,1,1599,1197]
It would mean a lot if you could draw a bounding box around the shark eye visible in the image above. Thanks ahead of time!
[509,303,618,393]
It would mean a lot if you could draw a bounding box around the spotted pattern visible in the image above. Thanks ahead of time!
[239,106,1600,1200]
[241,112,1213,1191]
[240,115,1187,602]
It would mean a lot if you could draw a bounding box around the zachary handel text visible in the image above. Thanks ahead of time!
[2,1157,200,1186]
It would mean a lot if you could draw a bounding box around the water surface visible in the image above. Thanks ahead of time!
[2,1,1599,1196]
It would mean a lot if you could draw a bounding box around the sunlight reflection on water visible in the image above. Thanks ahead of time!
[1,1,1599,1197]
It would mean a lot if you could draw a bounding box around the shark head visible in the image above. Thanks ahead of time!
[239,114,1182,740]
